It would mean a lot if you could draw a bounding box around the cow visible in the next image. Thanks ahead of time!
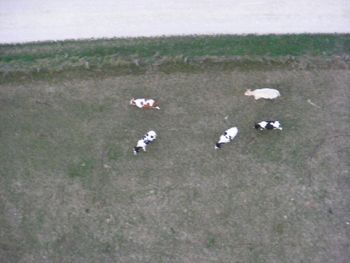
[215,127,238,149]
[244,88,280,100]
[133,130,157,155]
[129,98,160,110]
[255,121,282,130]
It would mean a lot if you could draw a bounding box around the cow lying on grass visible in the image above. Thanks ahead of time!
[244,88,280,100]
[215,127,238,149]
[129,98,160,110]
[255,121,282,130]
[133,130,157,155]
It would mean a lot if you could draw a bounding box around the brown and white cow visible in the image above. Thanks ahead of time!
[129,98,160,110]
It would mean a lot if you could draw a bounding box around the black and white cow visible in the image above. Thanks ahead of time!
[133,130,157,155]
[255,121,282,130]
[215,127,238,149]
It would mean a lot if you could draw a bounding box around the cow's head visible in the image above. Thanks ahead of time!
[129,98,136,105]
[244,89,253,96]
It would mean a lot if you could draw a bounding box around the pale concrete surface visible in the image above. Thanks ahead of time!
[0,0,349,44]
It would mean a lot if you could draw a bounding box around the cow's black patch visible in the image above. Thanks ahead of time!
[134,146,142,153]
[215,143,222,148]
[265,122,275,129]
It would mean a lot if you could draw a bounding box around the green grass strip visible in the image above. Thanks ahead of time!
[1,34,350,63]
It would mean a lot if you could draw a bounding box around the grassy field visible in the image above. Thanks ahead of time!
[0,35,350,262]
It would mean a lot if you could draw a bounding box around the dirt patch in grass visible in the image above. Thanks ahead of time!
[0,66,349,262]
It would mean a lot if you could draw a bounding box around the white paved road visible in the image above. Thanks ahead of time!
[0,0,349,44]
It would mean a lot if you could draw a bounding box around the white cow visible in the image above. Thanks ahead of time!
[133,130,157,155]
[255,121,282,130]
[244,88,280,100]
[215,127,238,149]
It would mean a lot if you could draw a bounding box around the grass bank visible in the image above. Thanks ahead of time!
[1,34,350,80]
